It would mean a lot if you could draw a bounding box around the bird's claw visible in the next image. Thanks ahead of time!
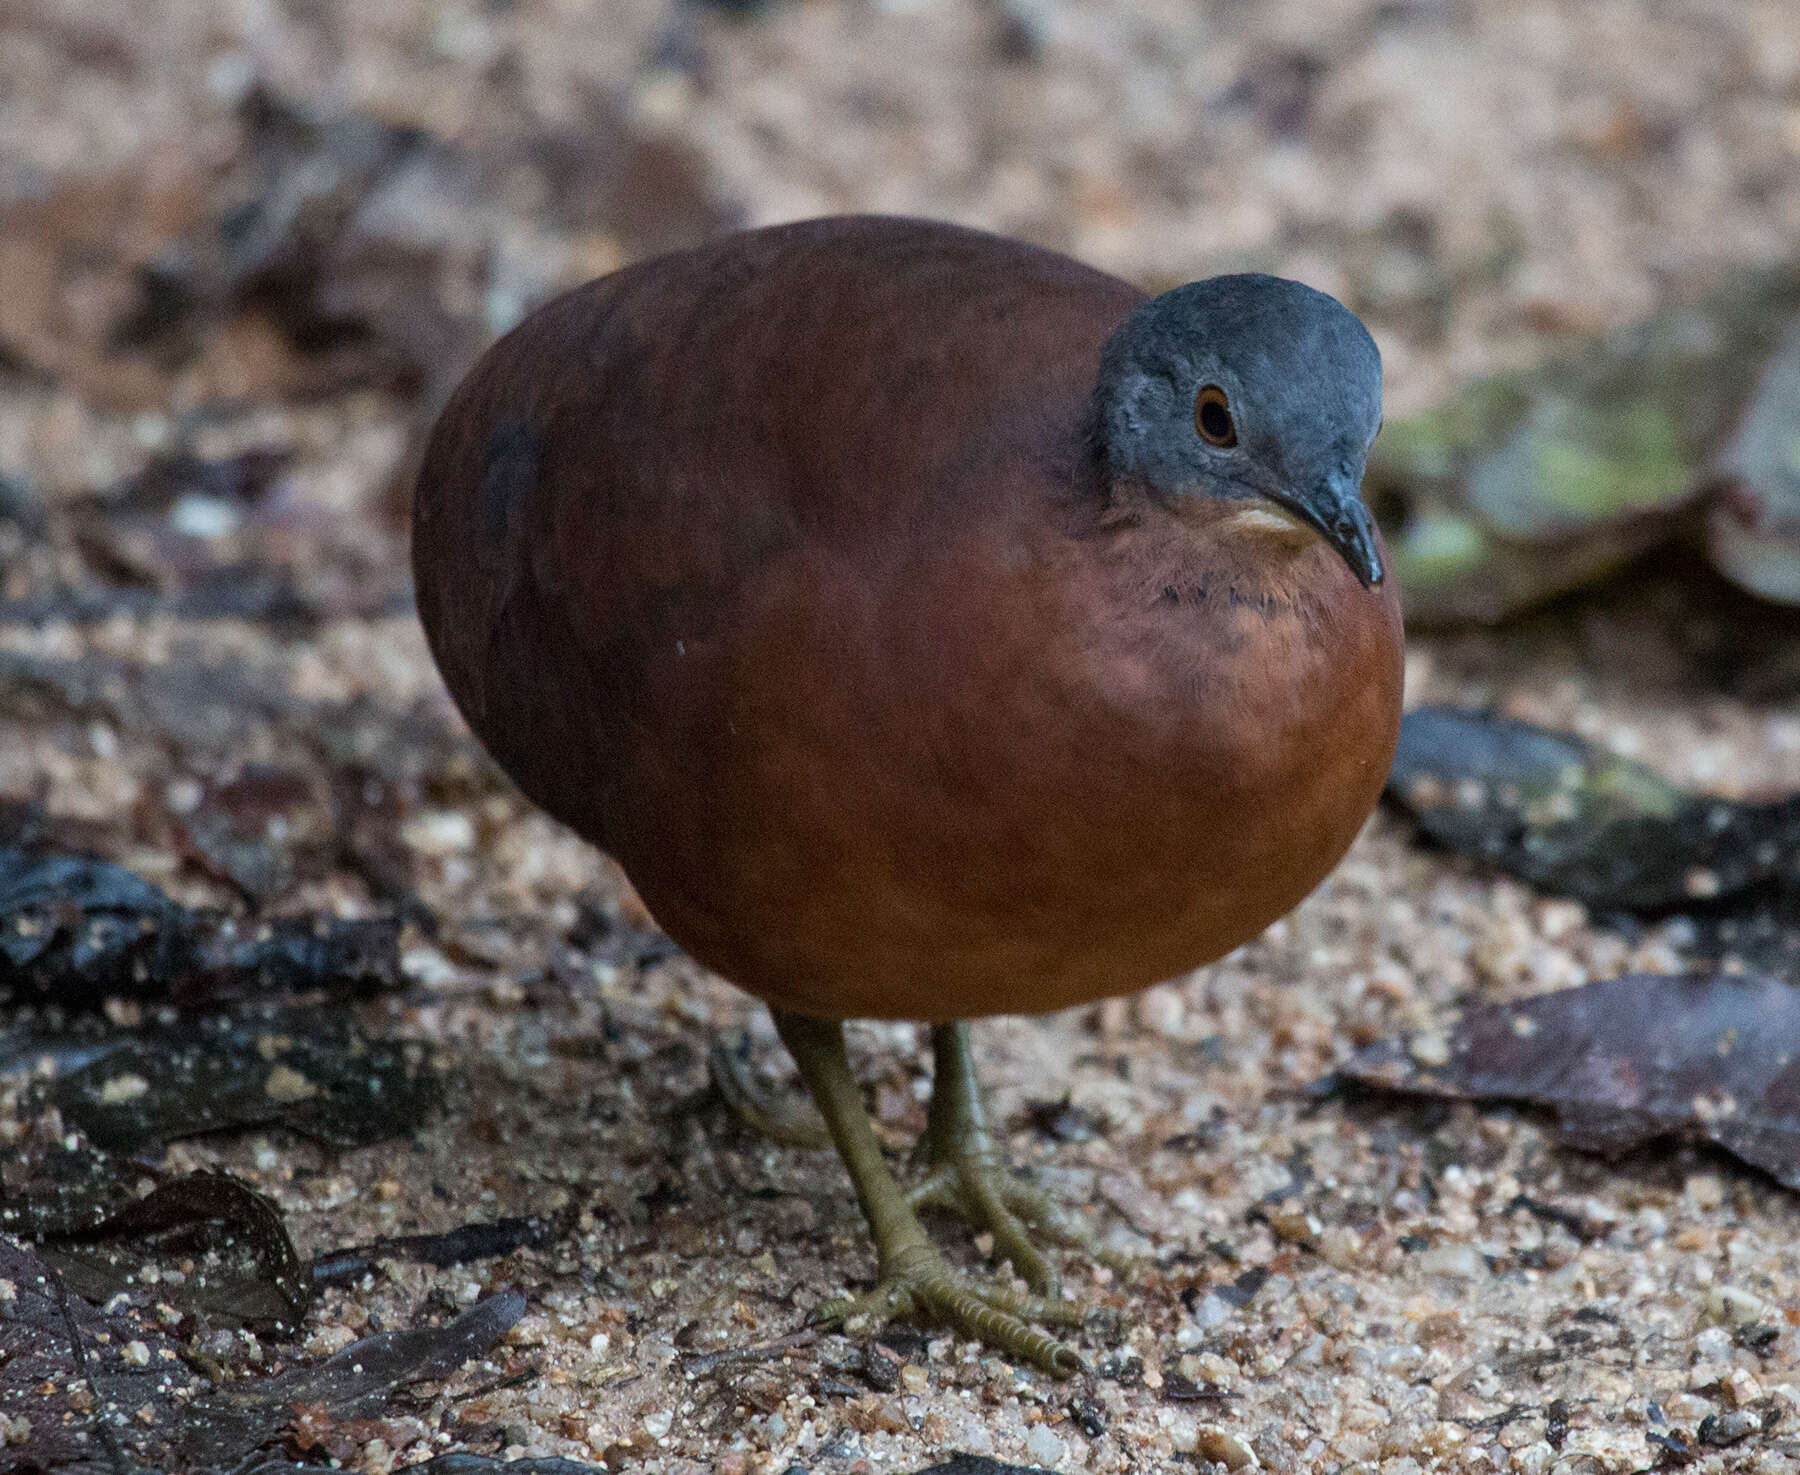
[813,1243,1088,1376]
[904,1157,1135,1296]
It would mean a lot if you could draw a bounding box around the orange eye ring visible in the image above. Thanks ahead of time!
[1195,384,1237,447]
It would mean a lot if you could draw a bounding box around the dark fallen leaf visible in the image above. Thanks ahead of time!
[253,1457,608,1475]
[0,1136,146,1243]
[7,1003,437,1150]
[309,1208,574,1289]
[203,912,405,999]
[178,1291,526,1465]
[1162,1371,1237,1402]
[0,1234,207,1472]
[1386,705,1800,912]
[34,1170,310,1331]
[0,1232,524,1473]
[910,1459,1055,1475]
[0,73,740,510]
[144,82,730,410]
[1335,972,1800,1188]
[0,844,402,1009]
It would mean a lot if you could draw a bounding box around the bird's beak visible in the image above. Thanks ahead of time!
[1266,467,1385,588]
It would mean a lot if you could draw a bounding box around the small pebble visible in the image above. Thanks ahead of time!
[1195,1424,1259,1469]
[1706,1284,1768,1328]
[401,808,477,855]
[1024,1424,1065,1467]
[1409,1031,1451,1067]
[1418,1242,1485,1278]
[1698,1409,1760,1446]
[1190,1291,1231,1328]
[1723,1366,1762,1408]
[1685,1173,1725,1210]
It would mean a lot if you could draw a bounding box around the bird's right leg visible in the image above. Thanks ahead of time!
[773,1010,1087,1374]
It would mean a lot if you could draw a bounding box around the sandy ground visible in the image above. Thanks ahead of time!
[6,1,1800,1472]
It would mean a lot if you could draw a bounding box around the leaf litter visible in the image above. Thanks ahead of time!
[1376,706,1800,1191]
[0,1229,529,1473]
[1387,704,1800,914]
[1335,971,1800,1190]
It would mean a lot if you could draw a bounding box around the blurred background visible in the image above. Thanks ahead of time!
[3,0,1798,644]
[6,4,1800,1471]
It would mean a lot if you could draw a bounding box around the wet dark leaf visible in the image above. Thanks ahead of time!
[8,1004,436,1150]
[1386,705,1800,912]
[909,1459,1056,1475]
[1335,971,1800,1188]
[0,1235,523,1472]
[0,1139,146,1242]
[0,1234,205,1472]
[254,1457,608,1475]
[0,844,402,1008]
[309,1208,575,1289]
[178,1291,526,1464]
[33,1170,310,1331]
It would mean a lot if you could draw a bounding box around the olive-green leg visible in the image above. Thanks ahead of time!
[773,1012,1086,1375]
[908,1021,1133,1294]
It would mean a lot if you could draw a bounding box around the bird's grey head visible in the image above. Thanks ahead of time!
[1093,273,1386,587]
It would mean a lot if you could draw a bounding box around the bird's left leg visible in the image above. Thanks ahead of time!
[907,1020,1131,1298]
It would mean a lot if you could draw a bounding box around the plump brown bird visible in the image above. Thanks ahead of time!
[413,216,1403,1371]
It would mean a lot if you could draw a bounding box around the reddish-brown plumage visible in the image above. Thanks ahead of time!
[413,216,1403,1021]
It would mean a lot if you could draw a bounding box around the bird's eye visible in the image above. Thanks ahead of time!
[1195,385,1237,447]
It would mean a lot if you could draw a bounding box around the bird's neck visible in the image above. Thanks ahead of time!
[1097,485,1334,606]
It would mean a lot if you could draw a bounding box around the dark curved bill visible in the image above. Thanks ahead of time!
[1267,469,1385,588]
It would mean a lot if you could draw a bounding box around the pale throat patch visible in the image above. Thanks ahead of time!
[1222,501,1319,549]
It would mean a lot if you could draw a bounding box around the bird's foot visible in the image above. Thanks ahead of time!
[769,1012,1125,1376]
[815,1241,1088,1375]
[907,1019,1133,1302]
[905,1148,1134,1300]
